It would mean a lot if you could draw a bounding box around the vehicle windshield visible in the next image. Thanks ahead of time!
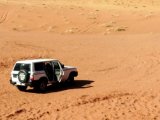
[14,63,31,71]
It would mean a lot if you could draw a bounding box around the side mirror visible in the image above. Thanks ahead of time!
[61,64,64,68]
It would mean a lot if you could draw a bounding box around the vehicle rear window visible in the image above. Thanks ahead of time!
[14,63,30,71]
[34,62,45,71]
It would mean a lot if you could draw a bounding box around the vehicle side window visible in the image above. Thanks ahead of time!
[34,62,45,71]
[53,62,60,70]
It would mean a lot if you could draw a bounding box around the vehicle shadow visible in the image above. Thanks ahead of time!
[27,80,94,94]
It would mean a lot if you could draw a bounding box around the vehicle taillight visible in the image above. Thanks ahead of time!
[30,75,34,81]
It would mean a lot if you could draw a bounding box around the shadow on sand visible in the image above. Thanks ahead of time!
[27,80,94,94]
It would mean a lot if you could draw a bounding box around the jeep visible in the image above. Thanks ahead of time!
[10,59,78,92]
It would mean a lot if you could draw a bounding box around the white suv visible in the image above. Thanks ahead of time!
[10,59,78,92]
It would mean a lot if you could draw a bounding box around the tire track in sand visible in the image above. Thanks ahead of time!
[0,11,8,24]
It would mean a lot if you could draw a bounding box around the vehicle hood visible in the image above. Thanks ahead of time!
[64,66,77,70]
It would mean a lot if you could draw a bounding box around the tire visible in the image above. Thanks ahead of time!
[69,75,74,82]
[18,70,29,83]
[17,86,27,91]
[67,74,75,84]
[34,79,47,92]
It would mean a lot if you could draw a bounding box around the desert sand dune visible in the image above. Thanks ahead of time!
[1,0,160,34]
[1,0,160,120]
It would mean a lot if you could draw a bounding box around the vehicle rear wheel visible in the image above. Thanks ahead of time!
[34,79,47,92]
[17,86,27,91]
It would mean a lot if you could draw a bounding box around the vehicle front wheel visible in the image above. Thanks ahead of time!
[17,86,27,91]
[67,75,75,84]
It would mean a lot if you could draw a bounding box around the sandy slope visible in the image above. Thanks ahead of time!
[1,0,160,120]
